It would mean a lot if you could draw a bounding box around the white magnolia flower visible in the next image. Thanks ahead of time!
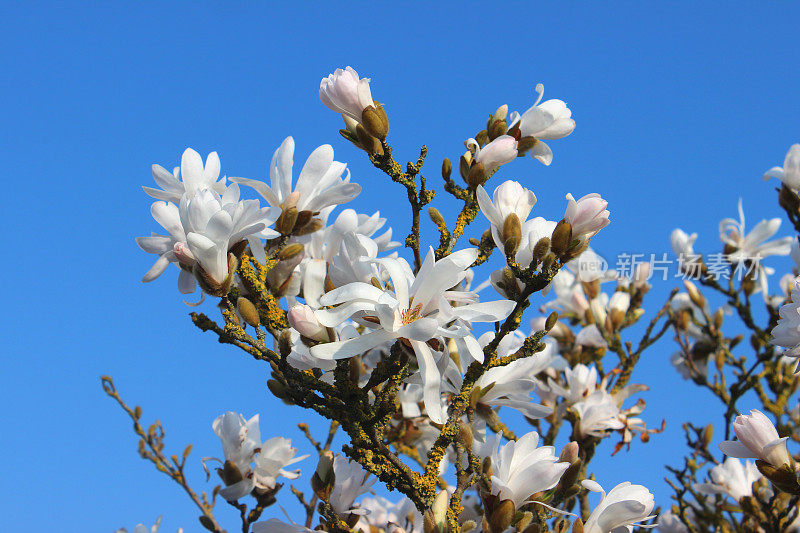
[309,248,516,423]
[656,510,688,533]
[719,199,792,298]
[581,480,656,533]
[770,276,800,361]
[564,193,610,245]
[473,135,518,174]
[670,229,698,258]
[476,180,537,248]
[479,431,569,508]
[572,391,624,438]
[575,325,608,348]
[211,412,308,501]
[547,364,598,405]
[508,83,575,165]
[443,332,563,419]
[231,136,361,216]
[694,457,761,502]
[180,186,279,285]
[319,66,375,123]
[763,144,800,190]
[296,209,398,308]
[358,496,421,533]
[329,455,376,515]
[143,148,227,203]
[719,409,793,468]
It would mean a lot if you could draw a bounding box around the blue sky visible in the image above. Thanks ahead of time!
[2,2,800,531]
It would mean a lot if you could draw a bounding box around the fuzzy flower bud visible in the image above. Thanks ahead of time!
[475,135,518,175]
[287,304,330,343]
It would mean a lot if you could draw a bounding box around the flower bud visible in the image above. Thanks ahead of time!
[278,243,305,261]
[173,241,196,267]
[458,422,474,448]
[467,162,487,189]
[276,207,298,235]
[278,329,293,356]
[267,379,293,404]
[288,304,329,343]
[429,207,446,227]
[488,119,507,141]
[489,499,515,533]
[475,135,518,175]
[532,237,551,262]
[516,136,537,154]
[559,441,580,464]
[756,460,800,494]
[356,123,383,155]
[219,459,244,486]
[459,152,473,182]
[293,218,325,236]
[502,213,522,256]
[564,193,610,244]
[311,450,336,501]
[236,297,260,328]
[683,280,705,308]
[361,105,389,139]
[442,158,452,179]
[515,512,532,533]
[545,312,559,332]
[550,220,573,257]
[572,519,584,533]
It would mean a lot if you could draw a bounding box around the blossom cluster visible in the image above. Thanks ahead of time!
[124,66,800,533]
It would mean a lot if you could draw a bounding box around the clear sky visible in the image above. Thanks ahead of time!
[2,2,800,531]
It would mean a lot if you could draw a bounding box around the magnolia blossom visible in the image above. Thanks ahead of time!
[656,511,689,533]
[547,364,598,404]
[144,148,227,203]
[357,496,421,533]
[319,66,375,123]
[719,199,792,298]
[180,186,279,285]
[443,332,563,419]
[571,391,624,438]
[719,409,793,468]
[575,325,608,348]
[508,83,575,165]
[211,412,308,501]
[770,276,800,361]
[581,480,656,532]
[329,455,376,515]
[309,247,515,423]
[763,143,800,190]
[478,431,569,508]
[231,136,361,216]
[564,193,610,245]
[288,304,330,343]
[473,135,518,174]
[476,180,537,248]
[694,457,761,502]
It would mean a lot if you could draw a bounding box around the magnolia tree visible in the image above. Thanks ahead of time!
[109,67,800,533]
